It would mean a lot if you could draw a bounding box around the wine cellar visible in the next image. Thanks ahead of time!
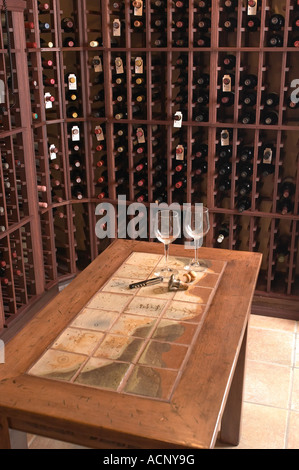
[1,0,299,333]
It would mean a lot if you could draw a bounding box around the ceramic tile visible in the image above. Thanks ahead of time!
[86,292,131,312]
[173,286,213,303]
[75,357,130,390]
[28,349,86,381]
[125,252,162,267]
[71,308,119,332]
[163,300,206,323]
[152,319,197,345]
[192,272,220,289]
[114,263,154,280]
[52,327,104,355]
[124,296,168,317]
[109,313,157,338]
[244,359,292,409]
[154,255,192,271]
[247,327,294,366]
[102,277,136,295]
[124,365,177,400]
[135,280,175,300]
[138,340,188,369]
[93,334,144,362]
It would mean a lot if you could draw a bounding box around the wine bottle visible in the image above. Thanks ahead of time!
[195,73,210,87]
[224,0,237,11]
[239,146,254,162]
[196,18,211,32]
[238,163,253,179]
[193,143,208,158]
[39,21,50,31]
[276,236,290,263]
[222,54,236,70]
[67,106,79,118]
[277,197,293,215]
[267,34,283,47]
[219,91,234,107]
[246,17,260,31]
[242,74,258,89]
[264,92,279,108]
[197,36,211,47]
[198,0,211,12]
[238,180,251,196]
[218,144,232,160]
[241,91,257,106]
[218,177,231,192]
[97,187,108,199]
[292,37,299,48]
[38,2,50,13]
[280,177,295,199]
[63,37,76,47]
[237,197,251,212]
[269,14,285,31]
[193,159,207,175]
[194,90,209,105]
[216,223,229,243]
[193,108,209,122]
[223,17,237,32]
[240,111,255,124]
[218,161,232,176]
[262,111,278,125]
[61,17,75,32]
[135,190,148,203]
[41,58,53,68]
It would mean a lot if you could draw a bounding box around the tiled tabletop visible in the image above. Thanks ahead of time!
[28,252,226,402]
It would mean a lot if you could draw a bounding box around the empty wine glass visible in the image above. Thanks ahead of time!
[154,210,181,277]
[184,205,210,270]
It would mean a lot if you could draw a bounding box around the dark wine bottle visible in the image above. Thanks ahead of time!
[241,91,257,106]
[269,14,285,31]
[246,17,260,31]
[223,17,237,32]
[237,197,251,212]
[264,92,279,108]
[277,197,293,215]
[216,223,229,243]
[239,146,254,162]
[240,111,255,124]
[262,111,278,125]
[222,54,236,70]
[242,74,258,89]
[268,34,283,47]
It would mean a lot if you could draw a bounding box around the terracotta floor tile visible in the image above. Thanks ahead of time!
[247,327,295,366]
[286,411,299,448]
[244,360,292,408]
[291,368,299,411]
[218,402,288,449]
[249,314,297,333]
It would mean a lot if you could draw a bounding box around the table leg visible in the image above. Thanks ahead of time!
[0,416,11,449]
[220,323,248,446]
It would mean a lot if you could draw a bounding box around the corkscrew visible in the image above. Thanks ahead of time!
[129,276,163,289]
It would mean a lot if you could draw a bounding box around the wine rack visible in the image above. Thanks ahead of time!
[1,0,299,332]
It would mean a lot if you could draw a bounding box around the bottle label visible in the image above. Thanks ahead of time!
[93,56,103,72]
[263,147,272,164]
[68,73,77,90]
[136,127,145,143]
[113,18,121,36]
[49,144,57,160]
[44,92,53,109]
[176,144,184,161]
[133,0,143,16]
[247,0,257,15]
[71,126,80,141]
[173,111,183,127]
[95,125,104,141]
[222,74,232,92]
[221,129,230,146]
[115,57,124,74]
[135,57,143,74]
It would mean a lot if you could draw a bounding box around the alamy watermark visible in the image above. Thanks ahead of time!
[95,197,204,249]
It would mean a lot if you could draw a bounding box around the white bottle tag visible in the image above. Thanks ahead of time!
[173,111,182,128]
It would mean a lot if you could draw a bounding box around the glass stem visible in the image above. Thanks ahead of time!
[164,243,169,265]
[194,239,198,263]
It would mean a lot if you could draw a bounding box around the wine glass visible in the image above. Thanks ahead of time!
[154,210,181,277]
[184,205,210,270]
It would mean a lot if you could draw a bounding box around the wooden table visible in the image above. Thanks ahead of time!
[0,240,262,449]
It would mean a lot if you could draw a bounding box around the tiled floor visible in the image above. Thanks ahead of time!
[27,313,299,449]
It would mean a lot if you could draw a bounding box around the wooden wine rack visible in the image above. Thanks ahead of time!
[1,0,299,332]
